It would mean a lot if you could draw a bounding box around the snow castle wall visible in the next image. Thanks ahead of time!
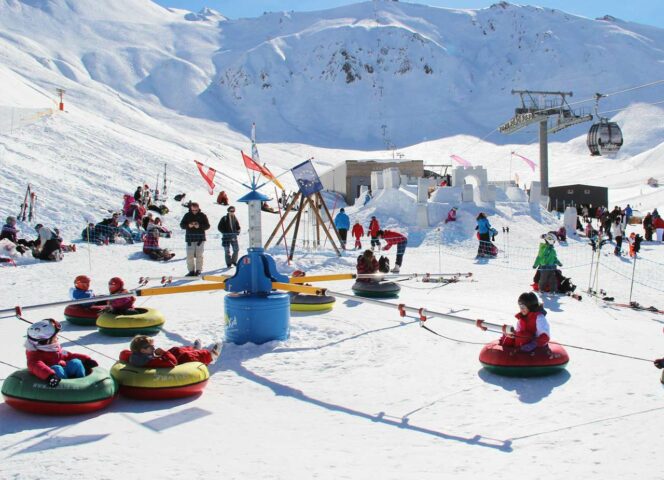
[371,171,384,192]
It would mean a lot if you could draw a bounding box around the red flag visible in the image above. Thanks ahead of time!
[450,154,472,167]
[194,160,216,195]
[512,152,537,172]
[241,150,265,174]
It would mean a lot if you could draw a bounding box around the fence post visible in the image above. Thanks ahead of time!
[629,253,637,304]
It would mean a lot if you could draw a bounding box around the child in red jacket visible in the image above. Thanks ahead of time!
[351,221,364,250]
[499,292,550,352]
[107,277,138,314]
[367,216,381,250]
[25,319,98,387]
[121,335,221,367]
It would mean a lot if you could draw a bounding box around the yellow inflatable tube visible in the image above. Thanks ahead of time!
[111,361,209,399]
[96,307,165,336]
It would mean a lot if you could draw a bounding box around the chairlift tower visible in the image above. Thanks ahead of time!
[499,90,592,199]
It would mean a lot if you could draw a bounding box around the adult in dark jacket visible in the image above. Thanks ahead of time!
[179,202,210,276]
[643,212,653,241]
[217,206,241,268]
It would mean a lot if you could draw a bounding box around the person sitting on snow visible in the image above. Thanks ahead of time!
[356,249,379,282]
[499,292,550,352]
[25,319,98,388]
[533,233,562,293]
[378,229,407,273]
[217,190,229,206]
[351,221,364,250]
[107,277,138,314]
[121,335,221,368]
[32,224,63,261]
[444,207,457,224]
[143,227,175,261]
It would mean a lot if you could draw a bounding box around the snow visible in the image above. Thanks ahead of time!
[1,1,664,479]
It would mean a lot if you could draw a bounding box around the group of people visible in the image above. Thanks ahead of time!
[1,217,74,261]
[333,210,407,273]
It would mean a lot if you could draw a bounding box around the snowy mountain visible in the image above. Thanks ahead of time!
[2,0,664,148]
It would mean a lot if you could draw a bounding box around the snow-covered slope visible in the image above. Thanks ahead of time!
[2,0,664,148]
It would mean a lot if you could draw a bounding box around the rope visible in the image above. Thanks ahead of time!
[0,359,21,370]
[419,323,486,345]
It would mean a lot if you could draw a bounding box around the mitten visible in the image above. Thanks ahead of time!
[83,358,98,374]
[47,375,61,388]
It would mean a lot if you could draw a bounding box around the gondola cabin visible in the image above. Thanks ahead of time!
[587,119,623,156]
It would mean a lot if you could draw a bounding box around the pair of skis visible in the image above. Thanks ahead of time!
[18,184,36,222]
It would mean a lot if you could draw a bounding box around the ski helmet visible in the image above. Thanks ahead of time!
[74,275,91,289]
[108,277,124,293]
[27,319,61,344]
[544,233,557,245]
[518,292,540,312]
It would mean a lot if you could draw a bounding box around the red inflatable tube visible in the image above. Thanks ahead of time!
[118,380,209,400]
[64,304,106,326]
[2,395,116,416]
[479,340,569,377]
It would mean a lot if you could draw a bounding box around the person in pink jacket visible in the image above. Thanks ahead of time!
[25,319,98,387]
[107,277,138,314]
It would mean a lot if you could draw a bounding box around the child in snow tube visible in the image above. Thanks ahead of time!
[500,292,550,352]
[122,335,221,368]
[25,319,98,387]
[356,250,379,282]
[107,277,138,315]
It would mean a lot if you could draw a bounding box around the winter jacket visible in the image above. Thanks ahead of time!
[502,309,550,348]
[643,214,652,229]
[533,243,562,269]
[356,255,379,280]
[624,206,633,218]
[368,219,380,237]
[109,289,135,312]
[476,218,491,235]
[217,191,229,205]
[70,287,96,307]
[120,347,212,367]
[334,212,350,230]
[26,344,91,380]
[0,223,18,243]
[381,230,407,251]
[446,209,457,223]
[654,216,664,230]
[610,222,624,239]
[143,233,160,252]
[351,223,364,239]
[180,211,210,244]
[217,215,241,237]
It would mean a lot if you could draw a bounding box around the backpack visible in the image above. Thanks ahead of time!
[378,256,390,273]
[174,193,186,202]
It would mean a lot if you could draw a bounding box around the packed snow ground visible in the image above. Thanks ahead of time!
[1,1,664,478]
[1,189,664,479]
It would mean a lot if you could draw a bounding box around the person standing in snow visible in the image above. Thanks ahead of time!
[610,217,624,256]
[367,216,381,251]
[643,212,653,241]
[378,229,407,273]
[654,214,664,242]
[334,208,350,249]
[218,206,241,268]
[623,204,633,225]
[351,221,364,250]
[475,212,494,257]
[499,292,550,352]
[533,233,562,293]
[180,202,210,276]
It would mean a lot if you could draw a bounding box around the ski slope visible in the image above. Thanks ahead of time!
[1,1,664,478]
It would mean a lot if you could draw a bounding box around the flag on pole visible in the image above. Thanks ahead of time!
[194,160,216,195]
[241,151,284,190]
[261,163,285,190]
[512,152,537,172]
[450,154,472,167]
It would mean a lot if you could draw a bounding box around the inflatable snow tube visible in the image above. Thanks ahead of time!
[110,361,209,400]
[351,280,401,298]
[479,340,569,377]
[96,307,165,336]
[661,370,664,385]
[289,293,336,312]
[64,304,106,326]
[1,368,117,415]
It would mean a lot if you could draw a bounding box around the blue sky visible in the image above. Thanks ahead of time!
[154,0,664,28]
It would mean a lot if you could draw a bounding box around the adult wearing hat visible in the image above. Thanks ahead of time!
[217,205,241,268]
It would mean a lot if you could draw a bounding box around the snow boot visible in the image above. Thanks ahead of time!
[391,265,400,273]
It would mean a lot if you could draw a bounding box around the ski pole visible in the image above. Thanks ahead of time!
[629,253,637,304]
